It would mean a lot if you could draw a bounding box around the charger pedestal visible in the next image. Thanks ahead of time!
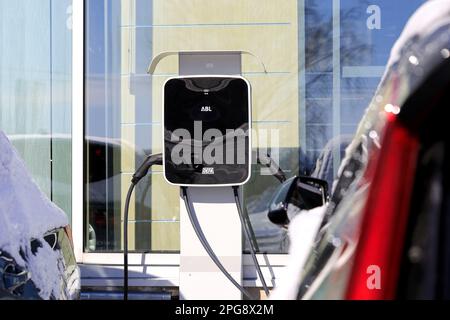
[178,52,244,300]
[180,187,243,300]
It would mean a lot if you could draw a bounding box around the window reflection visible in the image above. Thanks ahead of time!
[84,0,425,253]
[0,0,73,220]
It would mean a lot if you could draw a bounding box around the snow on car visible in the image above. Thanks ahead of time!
[0,131,80,300]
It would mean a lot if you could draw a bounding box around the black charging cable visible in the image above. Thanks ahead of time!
[123,153,162,300]
[180,154,284,299]
[257,152,287,184]
[123,152,284,300]
[232,186,270,296]
[181,186,271,299]
[181,187,254,300]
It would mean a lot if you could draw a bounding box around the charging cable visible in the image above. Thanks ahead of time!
[232,186,270,296]
[123,152,283,300]
[181,186,272,299]
[123,153,162,301]
[257,152,287,184]
[181,187,254,300]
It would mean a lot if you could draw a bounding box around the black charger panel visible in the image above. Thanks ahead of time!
[163,76,251,186]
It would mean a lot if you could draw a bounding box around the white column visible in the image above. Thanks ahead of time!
[72,0,84,263]
[332,0,341,176]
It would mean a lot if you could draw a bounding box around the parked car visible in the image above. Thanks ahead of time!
[0,131,80,300]
[273,1,450,300]
[0,226,80,300]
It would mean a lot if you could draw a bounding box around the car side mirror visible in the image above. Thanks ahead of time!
[267,176,328,229]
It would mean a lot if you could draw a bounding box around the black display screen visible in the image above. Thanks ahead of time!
[163,77,250,186]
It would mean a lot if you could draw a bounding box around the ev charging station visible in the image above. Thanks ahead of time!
[124,51,269,300]
[171,53,250,300]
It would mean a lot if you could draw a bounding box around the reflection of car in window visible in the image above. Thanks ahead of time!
[310,135,353,191]
[7,134,147,252]
[86,137,146,251]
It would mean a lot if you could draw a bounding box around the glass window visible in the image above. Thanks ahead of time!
[84,0,425,253]
[0,0,73,220]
